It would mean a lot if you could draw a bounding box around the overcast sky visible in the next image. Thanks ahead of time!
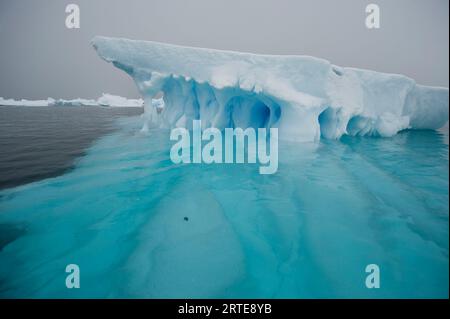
[0,0,448,99]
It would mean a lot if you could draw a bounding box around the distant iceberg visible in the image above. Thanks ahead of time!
[48,98,98,107]
[92,36,449,142]
[0,98,51,107]
[0,94,143,108]
[97,93,144,107]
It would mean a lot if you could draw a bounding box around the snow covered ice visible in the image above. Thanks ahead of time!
[0,97,51,107]
[0,94,143,108]
[92,36,448,142]
[96,94,143,107]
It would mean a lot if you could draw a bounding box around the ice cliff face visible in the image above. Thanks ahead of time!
[92,36,448,142]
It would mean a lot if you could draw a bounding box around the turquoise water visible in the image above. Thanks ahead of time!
[0,116,448,298]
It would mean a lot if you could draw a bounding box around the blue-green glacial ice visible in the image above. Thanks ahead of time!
[0,115,448,298]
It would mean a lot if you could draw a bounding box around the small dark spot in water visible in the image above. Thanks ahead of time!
[184,217,189,221]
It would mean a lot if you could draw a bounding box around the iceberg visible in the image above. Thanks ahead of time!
[0,97,51,107]
[92,36,449,142]
[0,94,143,108]
[96,93,143,107]
[48,98,98,107]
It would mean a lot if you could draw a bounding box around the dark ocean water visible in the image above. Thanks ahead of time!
[0,106,142,190]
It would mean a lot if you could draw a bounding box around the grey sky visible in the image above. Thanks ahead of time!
[0,0,448,100]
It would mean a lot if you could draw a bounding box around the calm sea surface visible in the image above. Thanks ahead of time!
[0,106,142,189]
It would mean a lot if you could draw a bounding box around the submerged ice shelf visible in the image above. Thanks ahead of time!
[92,36,449,142]
[0,120,447,298]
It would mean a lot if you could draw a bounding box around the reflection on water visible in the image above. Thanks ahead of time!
[0,106,142,190]
[0,114,448,298]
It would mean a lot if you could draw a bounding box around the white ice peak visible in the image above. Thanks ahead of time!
[92,36,449,142]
